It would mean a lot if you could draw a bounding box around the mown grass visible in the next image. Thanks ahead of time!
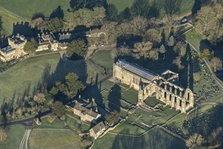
[0,6,26,35]
[91,50,114,70]
[144,96,163,107]
[184,28,203,50]
[93,126,186,149]
[108,0,195,17]
[0,0,70,19]
[0,54,90,104]
[0,124,25,149]
[29,128,81,149]
[108,0,134,12]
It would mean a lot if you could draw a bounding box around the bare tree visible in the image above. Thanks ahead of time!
[209,57,223,72]
[186,133,204,149]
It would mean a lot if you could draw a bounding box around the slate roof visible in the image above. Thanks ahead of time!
[74,102,99,118]
[116,59,157,81]
[91,121,106,134]
[0,46,15,53]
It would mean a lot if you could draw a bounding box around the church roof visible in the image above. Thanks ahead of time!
[115,59,157,81]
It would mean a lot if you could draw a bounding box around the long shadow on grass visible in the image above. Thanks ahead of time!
[38,58,87,91]
[80,74,105,115]
[183,104,223,138]
[111,127,186,149]
[108,84,121,112]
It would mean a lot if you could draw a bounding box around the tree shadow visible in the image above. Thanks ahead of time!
[32,13,45,20]
[111,127,186,149]
[80,73,105,114]
[191,0,202,16]
[12,22,39,39]
[117,34,143,49]
[180,44,194,89]
[199,39,211,51]
[148,2,160,18]
[40,58,87,91]
[50,6,64,19]
[108,84,121,112]
[183,104,223,138]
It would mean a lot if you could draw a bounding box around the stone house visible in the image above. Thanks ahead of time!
[89,121,106,139]
[113,59,194,113]
[36,32,59,52]
[0,34,27,62]
[72,101,101,123]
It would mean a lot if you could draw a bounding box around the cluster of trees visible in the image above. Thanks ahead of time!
[31,7,65,33]
[200,48,222,72]
[66,39,88,59]
[183,104,223,149]
[186,128,223,149]
[194,1,223,44]
[0,91,49,122]
[0,72,84,129]
[69,0,105,11]
[66,7,105,28]
[88,17,161,47]
[23,38,38,55]
[50,72,85,102]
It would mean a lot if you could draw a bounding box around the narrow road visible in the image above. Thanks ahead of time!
[19,129,31,149]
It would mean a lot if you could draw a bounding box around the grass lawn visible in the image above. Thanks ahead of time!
[0,6,26,35]
[0,124,25,149]
[90,50,114,70]
[0,54,88,104]
[65,112,91,132]
[108,0,194,17]
[93,126,186,149]
[144,96,163,107]
[34,117,67,129]
[0,0,70,34]
[29,128,81,149]
[0,0,70,19]
[128,107,178,128]
[184,28,204,51]
[110,121,146,135]
[108,0,134,12]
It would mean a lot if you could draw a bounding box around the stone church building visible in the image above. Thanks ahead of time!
[113,59,194,113]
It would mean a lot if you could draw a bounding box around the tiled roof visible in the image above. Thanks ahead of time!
[74,102,99,118]
[116,59,157,81]
[92,121,106,133]
[0,46,15,53]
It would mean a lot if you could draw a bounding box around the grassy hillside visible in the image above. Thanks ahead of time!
[108,0,195,16]
[29,129,81,149]
[108,0,134,12]
[0,54,88,103]
[0,0,70,19]
[0,6,26,35]
[0,125,25,149]
[93,127,186,149]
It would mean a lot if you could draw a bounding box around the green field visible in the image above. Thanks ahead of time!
[0,6,26,35]
[0,0,70,19]
[0,125,25,149]
[29,128,81,149]
[0,54,91,103]
[93,126,186,149]
[0,0,70,34]
[108,0,134,12]
[108,0,195,16]
[91,50,114,70]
